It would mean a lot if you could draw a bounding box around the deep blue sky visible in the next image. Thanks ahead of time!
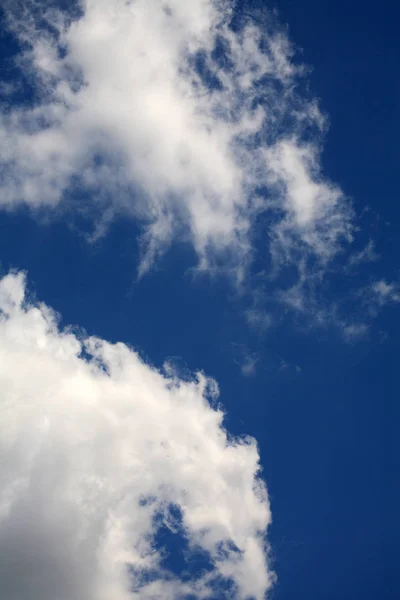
[0,1,399,599]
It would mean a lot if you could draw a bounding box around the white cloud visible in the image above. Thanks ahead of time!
[0,271,273,600]
[231,342,259,377]
[362,279,400,315]
[341,322,369,342]
[279,359,301,374]
[347,239,379,269]
[240,353,259,377]
[265,140,353,263]
[1,0,353,276]
[245,308,272,333]
[371,280,400,304]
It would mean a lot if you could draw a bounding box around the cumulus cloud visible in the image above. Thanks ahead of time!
[0,0,353,276]
[0,271,272,600]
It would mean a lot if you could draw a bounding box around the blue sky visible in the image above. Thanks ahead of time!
[0,1,398,599]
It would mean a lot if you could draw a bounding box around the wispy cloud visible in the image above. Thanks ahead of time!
[279,359,302,374]
[361,279,400,316]
[245,308,272,333]
[240,352,259,377]
[341,322,369,342]
[347,239,379,269]
[0,271,272,600]
[231,342,259,377]
[0,0,353,279]
[370,280,400,304]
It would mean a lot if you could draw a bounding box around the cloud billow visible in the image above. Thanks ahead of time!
[0,271,272,599]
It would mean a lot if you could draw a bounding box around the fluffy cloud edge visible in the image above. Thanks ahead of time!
[0,270,274,600]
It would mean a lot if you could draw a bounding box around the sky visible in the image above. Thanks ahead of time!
[0,1,398,599]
